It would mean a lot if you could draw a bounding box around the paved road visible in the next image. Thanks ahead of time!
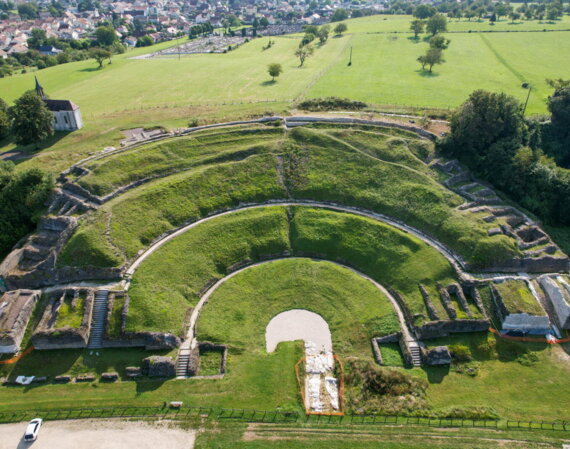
[0,420,195,449]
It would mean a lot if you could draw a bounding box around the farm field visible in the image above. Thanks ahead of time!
[308,31,570,114]
[1,14,569,176]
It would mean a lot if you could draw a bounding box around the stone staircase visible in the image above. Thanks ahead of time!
[176,348,191,377]
[408,341,422,367]
[87,290,109,349]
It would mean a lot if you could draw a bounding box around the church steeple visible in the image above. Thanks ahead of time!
[35,76,46,99]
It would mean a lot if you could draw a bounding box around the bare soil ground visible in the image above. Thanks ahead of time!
[0,419,195,449]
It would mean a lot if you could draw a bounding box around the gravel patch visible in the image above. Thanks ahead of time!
[0,419,195,449]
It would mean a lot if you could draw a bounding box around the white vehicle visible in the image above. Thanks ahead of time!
[24,418,43,442]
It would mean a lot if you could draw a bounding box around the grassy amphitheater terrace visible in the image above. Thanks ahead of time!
[127,205,459,334]
[1,119,570,432]
[58,124,524,270]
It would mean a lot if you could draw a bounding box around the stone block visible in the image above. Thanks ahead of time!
[142,356,176,378]
[426,346,451,365]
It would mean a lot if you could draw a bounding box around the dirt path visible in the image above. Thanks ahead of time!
[0,419,195,449]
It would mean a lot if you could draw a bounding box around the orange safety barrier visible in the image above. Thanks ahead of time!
[0,346,34,365]
[489,327,570,344]
[295,354,345,416]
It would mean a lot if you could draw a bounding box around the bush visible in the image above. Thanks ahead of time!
[345,358,429,414]
[297,96,367,111]
[448,344,472,361]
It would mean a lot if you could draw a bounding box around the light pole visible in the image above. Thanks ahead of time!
[523,84,532,115]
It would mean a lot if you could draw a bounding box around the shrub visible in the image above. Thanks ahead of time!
[345,358,429,414]
[448,344,472,362]
[297,96,367,111]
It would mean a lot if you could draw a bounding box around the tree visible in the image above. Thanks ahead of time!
[417,47,444,72]
[89,47,112,68]
[135,35,154,47]
[546,6,562,21]
[331,8,349,22]
[495,2,509,19]
[410,19,425,38]
[28,28,47,49]
[17,3,37,19]
[267,63,283,81]
[260,17,269,28]
[442,90,526,175]
[413,4,436,19]
[300,32,315,47]
[9,90,53,146]
[429,34,450,50]
[548,87,570,136]
[317,25,330,44]
[334,23,348,36]
[426,14,447,36]
[509,12,520,23]
[0,161,54,259]
[0,98,9,140]
[95,26,117,47]
[547,78,570,90]
[295,45,314,67]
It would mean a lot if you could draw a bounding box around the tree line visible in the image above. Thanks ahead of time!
[440,84,570,226]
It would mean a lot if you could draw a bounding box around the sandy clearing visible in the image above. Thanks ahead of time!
[265,309,332,353]
[0,419,195,449]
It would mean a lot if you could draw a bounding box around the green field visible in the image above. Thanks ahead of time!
[308,31,570,114]
[1,14,569,178]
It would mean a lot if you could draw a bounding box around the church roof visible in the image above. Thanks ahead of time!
[44,99,80,112]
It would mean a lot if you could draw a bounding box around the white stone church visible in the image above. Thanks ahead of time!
[35,77,83,131]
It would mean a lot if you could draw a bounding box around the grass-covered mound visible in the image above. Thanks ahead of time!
[60,126,519,269]
[197,258,400,358]
[128,206,457,334]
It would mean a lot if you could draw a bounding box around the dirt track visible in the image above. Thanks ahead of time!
[0,419,195,449]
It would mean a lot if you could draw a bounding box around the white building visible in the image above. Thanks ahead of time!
[35,77,83,131]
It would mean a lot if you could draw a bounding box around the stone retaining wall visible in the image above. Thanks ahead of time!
[31,288,94,350]
[371,333,401,366]
[0,289,41,353]
[101,293,180,350]
[198,341,228,375]
[414,319,490,340]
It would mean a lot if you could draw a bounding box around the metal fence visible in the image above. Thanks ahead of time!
[0,406,568,432]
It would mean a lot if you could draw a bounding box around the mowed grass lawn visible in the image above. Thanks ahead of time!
[0,35,348,116]
[197,258,400,358]
[308,31,570,114]
[341,14,570,33]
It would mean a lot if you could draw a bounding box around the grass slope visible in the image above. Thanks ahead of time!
[59,126,519,269]
[128,206,457,334]
[77,126,284,196]
[197,258,400,358]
